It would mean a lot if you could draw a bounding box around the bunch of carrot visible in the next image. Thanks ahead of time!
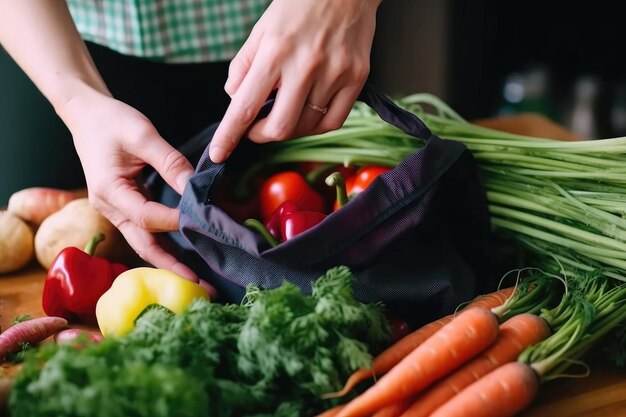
[315,268,626,417]
[314,270,591,417]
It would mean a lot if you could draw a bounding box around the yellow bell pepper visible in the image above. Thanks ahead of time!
[96,267,210,337]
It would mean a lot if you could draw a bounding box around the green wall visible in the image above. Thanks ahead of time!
[0,49,85,206]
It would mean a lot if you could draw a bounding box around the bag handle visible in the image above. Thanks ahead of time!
[259,84,432,141]
[187,84,433,202]
[195,83,431,169]
[356,84,432,139]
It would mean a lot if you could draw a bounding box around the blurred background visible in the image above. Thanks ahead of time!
[371,0,626,138]
[2,0,624,205]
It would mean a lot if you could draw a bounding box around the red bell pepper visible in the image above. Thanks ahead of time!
[326,166,391,210]
[280,210,326,241]
[265,200,301,240]
[245,200,327,246]
[258,171,326,222]
[42,233,128,325]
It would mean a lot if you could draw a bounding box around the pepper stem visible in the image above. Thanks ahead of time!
[84,233,105,256]
[305,162,338,184]
[134,303,176,324]
[325,172,349,208]
[244,219,279,248]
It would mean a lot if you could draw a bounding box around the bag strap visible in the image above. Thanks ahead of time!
[254,84,433,139]
[259,84,433,141]
[187,84,432,201]
[357,84,432,139]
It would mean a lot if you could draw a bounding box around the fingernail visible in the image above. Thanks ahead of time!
[209,145,228,163]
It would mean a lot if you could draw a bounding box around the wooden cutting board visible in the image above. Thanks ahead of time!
[2,263,626,416]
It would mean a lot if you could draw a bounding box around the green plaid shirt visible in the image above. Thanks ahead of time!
[67,0,270,63]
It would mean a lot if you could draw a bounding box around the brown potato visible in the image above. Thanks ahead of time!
[7,187,80,227]
[0,210,34,274]
[34,198,129,269]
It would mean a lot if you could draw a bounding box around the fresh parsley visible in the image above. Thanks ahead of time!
[9,266,390,417]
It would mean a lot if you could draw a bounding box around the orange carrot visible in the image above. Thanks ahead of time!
[315,404,345,417]
[400,313,550,417]
[322,317,450,400]
[371,396,415,417]
[429,361,539,417]
[335,307,500,417]
[323,287,514,399]
[467,286,516,310]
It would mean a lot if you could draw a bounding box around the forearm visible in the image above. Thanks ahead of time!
[0,0,110,116]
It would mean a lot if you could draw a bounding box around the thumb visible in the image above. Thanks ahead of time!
[141,135,194,195]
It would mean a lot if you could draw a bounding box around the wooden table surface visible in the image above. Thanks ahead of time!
[1,263,626,416]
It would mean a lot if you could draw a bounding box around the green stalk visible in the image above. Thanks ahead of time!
[83,233,105,256]
[440,134,626,152]
[487,188,626,241]
[486,167,626,181]
[493,217,626,271]
[490,206,626,254]
[243,219,279,248]
[325,172,349,208]
[516,236,626,282]
[486,191,566,218]
[529,284,626,380]
[472,152,604,172]
[492,272,562,321]
[305,163,339,184]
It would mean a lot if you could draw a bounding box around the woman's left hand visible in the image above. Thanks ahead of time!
[209,0,382,163]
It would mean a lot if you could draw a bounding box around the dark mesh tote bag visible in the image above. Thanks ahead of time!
[147,85,496,326]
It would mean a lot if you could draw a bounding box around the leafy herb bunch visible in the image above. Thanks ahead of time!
[10,266,389,417]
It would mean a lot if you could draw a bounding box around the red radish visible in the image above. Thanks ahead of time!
[8,187,79,226]
[0,316,68,360]
[54,328,104,344]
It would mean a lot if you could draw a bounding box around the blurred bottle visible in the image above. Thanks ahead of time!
[518,66,559,120]
[610,81,626,137]
[565,76,601,139]
[498,72,526,116]
[497,65,558,121]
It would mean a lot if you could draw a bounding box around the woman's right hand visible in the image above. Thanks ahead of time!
[57,86,216,297]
